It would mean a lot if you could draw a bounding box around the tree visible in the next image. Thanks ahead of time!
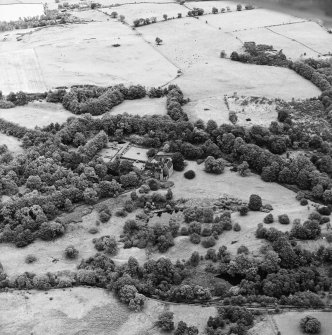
[237,4,242,11]
[300,315,321,334]
[212,7,218,14]
[156,311,174,331]
[204,156,225,174]
[248,194,262,211]
[172,152,185,171]
[64,245,79,259]
[156,37,163,45]
[163,14,168,21]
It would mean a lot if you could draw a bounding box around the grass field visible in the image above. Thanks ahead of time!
[102,3,188,24]
[270,21,332,55]
[0,49,47,94]
[274,311,332,335]
[0,287,216,335]
[234,27,320,59]
[0,102,74,129]
[0,133,23,155]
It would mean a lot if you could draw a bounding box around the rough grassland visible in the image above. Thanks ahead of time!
[0,287,216,335]
[270,21,332,55]
[0,49,47,95]
[0,102,74,129]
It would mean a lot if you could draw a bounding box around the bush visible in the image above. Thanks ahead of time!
[64,245,79,259]
[264,213,274,224]
[172,152,185,171]
[88,227,99,234]
[239,206,248,216]
[202,236,216,248]
[301,198,309,206]
[278,214,290,225]
[25,254,37,264]
[99,211,111,222]
[317,206,331,216]
[156,311,174,331]
[190,233,201,244]
[248,194,262,211]
[204,156,225,174]
[300,315,321,334]
[233,222,241,231]
[184,170,196,179]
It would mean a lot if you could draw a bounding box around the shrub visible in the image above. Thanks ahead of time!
[317,206,331,216]
[99,211,111,223]
[205,156,225,174]
[237,245,249,255]
[233,222,241,231]
[64,245,79,259]
[184,170,196,179]
[25,254,37,264]
[300,315,321,334]
[172,152,185,171]
[180,226,189,235]
[239,206,248,216]
[190,233,201,244]
[301,198,309,206]
[202,236,216,248]
[156,311,174,331]
[278,214,290,225]
[248,194,262,211]
[93,236,118,255]
[264,213,274,224]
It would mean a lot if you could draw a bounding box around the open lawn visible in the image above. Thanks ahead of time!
[270,21,332,55]
[108,97,166,117]
[0,133,23,155]
[0,49,47,94]
[0,101,74,129]
[0,287,216,335]
[274,311,332,335]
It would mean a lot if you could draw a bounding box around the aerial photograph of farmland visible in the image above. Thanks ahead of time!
[0,0,332,334]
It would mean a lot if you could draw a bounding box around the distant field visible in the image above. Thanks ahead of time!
[21,21,178,88]
[102,3,188,24]
[0,49,47,94]
[205,8,304,32]
[234,27,320,59]
[0,102,74,129]
[270,21,332,55]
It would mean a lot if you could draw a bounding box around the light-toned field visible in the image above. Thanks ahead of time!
[234,27,320,59]
[0,20,178,90]
[0,133,23,155]
[102,3,188,24]
[0,3,44,22]
[274,311,332,335]
[109,97,166,117]
[205,8,304,32]
[0,49,47,94]
[183,96,230,124]
[139,18,320,100]
[270,21,332,55]
[186,1,245,12]
[0,287,216,335]
[0,101,75,129]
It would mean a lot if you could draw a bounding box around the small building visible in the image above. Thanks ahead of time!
[147,152,173,180]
